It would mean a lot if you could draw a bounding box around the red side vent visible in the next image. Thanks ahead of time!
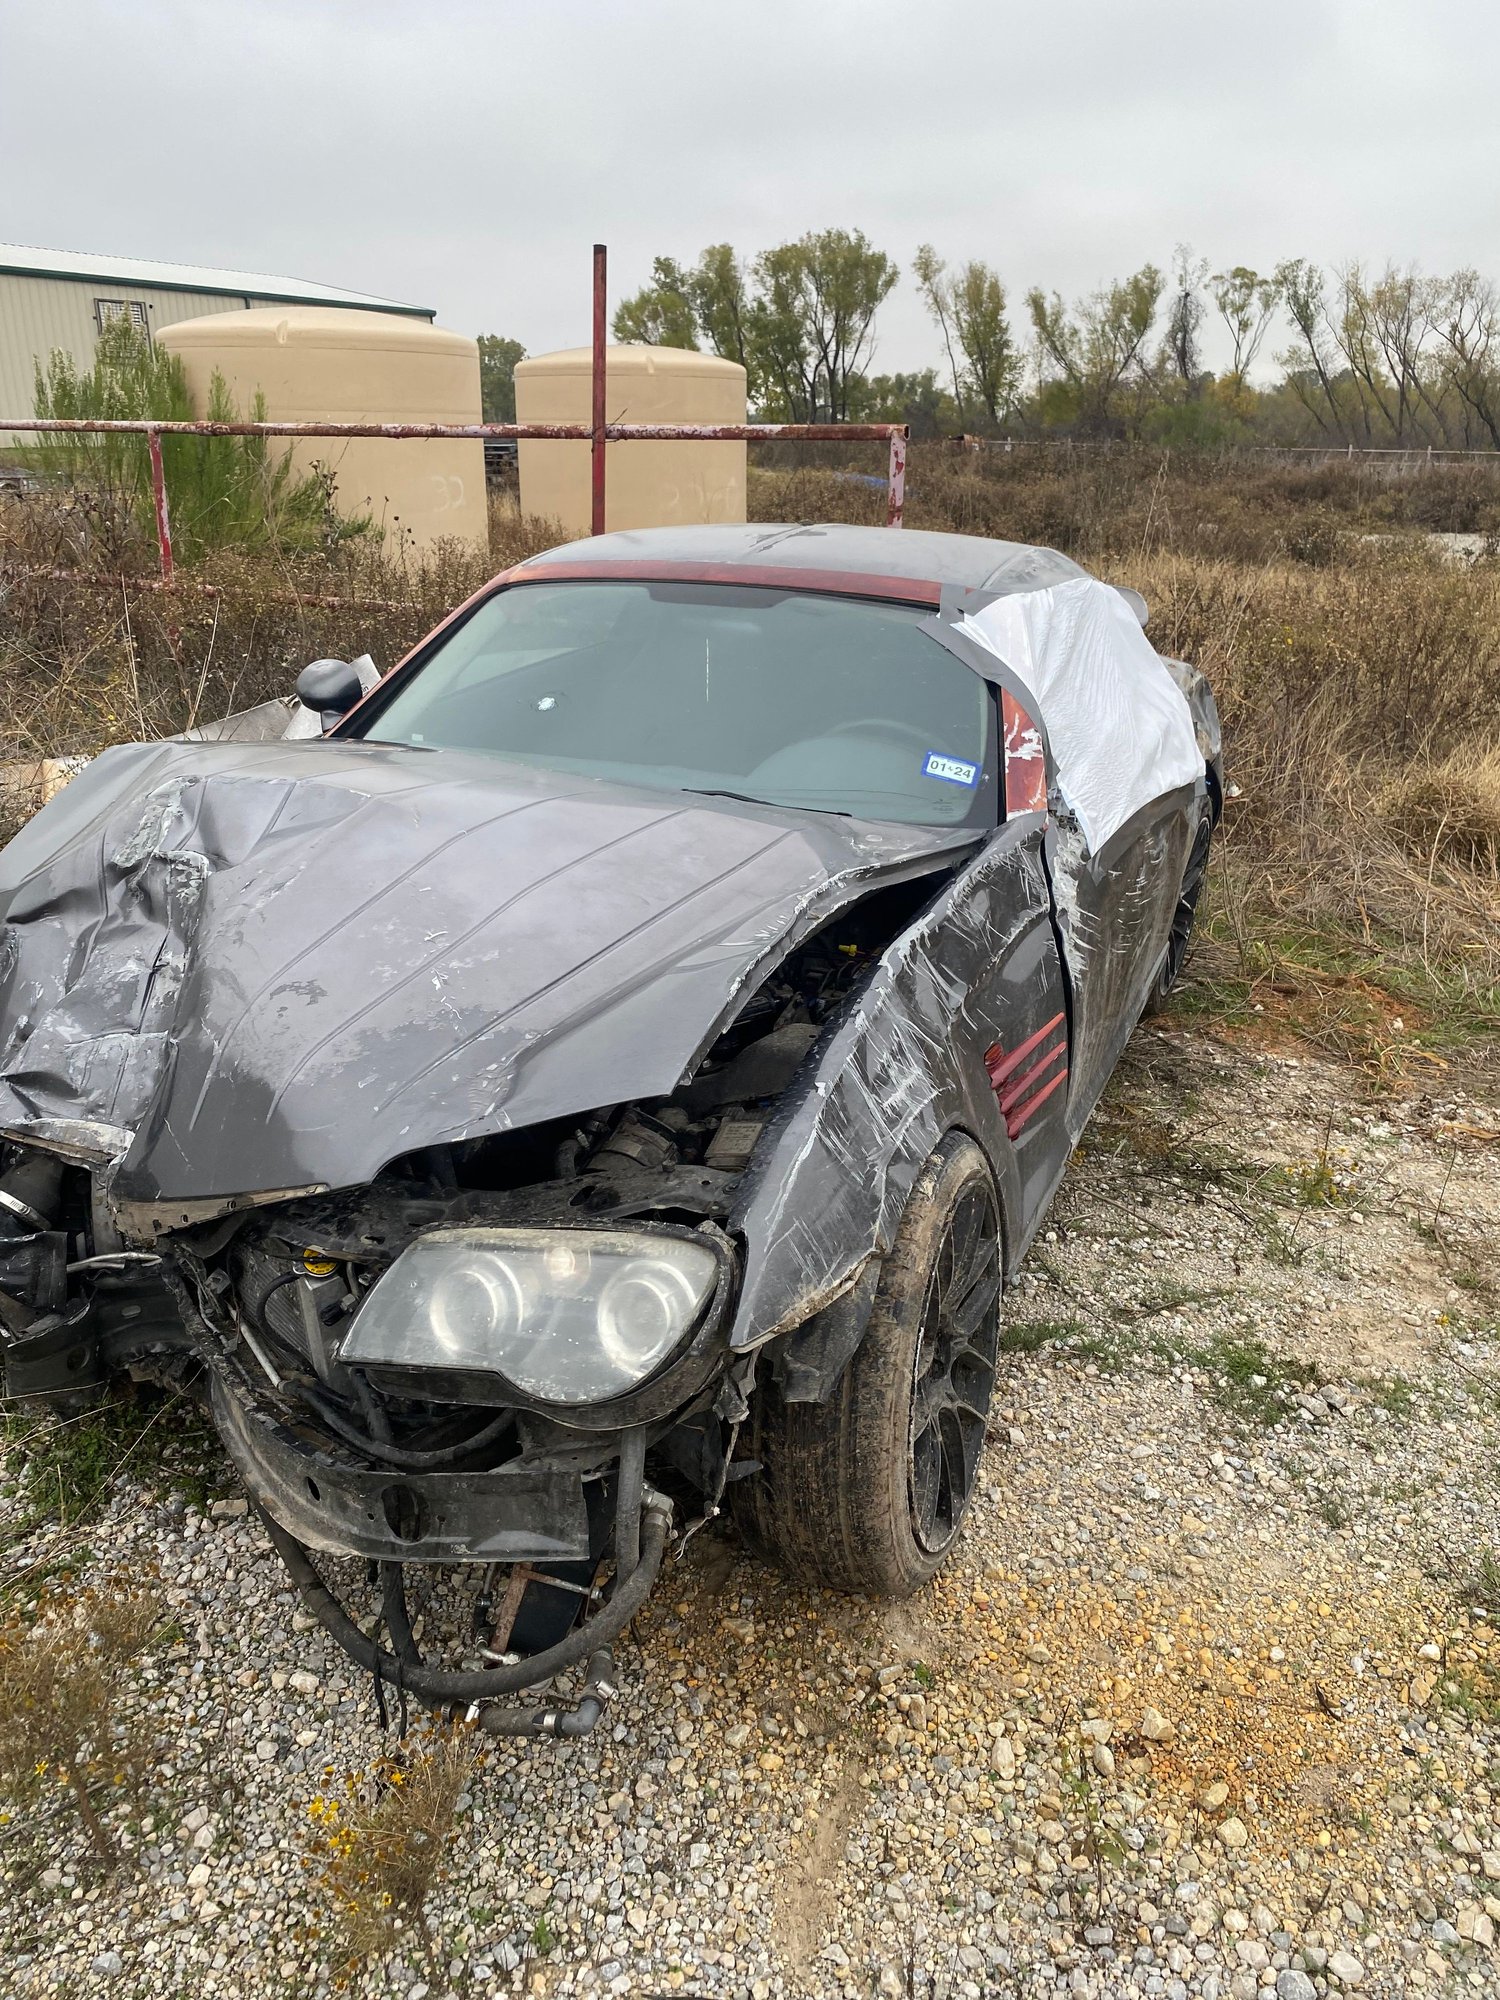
[983,1010,1068,1138]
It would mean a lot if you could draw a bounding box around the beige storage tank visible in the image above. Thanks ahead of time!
[157,307,485,552]
[515,344,745,536]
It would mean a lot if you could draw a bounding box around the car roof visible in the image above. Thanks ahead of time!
[526,522,1091,598]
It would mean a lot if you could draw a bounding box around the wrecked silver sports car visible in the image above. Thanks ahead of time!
[0,524,1220,1735]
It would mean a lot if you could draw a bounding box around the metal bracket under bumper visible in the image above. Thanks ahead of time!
[211,1375,591,1564]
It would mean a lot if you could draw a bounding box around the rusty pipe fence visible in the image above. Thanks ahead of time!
[0,412,908,588]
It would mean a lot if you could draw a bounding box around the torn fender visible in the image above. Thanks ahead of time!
[727,822,1064,1348]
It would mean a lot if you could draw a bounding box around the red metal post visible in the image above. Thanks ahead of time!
[147,426,174,582]
[886,430,907,529]
[591,243,608,538]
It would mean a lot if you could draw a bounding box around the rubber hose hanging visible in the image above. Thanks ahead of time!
[255,1495,672,1707]
[290,1380,513,1471]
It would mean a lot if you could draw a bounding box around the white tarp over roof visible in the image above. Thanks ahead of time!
[959,576,1203,853]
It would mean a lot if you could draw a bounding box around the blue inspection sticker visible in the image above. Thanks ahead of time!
[922,751,980,787]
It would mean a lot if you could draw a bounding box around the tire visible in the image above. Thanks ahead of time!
[1144,801,1214,1015]
[736,1133,1002,1597]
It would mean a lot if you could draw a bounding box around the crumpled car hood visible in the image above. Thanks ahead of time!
[0,738,970,1205]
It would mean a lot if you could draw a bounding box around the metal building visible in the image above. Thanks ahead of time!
[0,242,434,424]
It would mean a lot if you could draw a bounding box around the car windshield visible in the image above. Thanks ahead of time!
[350,579,997,827]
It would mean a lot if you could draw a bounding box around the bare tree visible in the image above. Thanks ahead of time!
[1433,268,1500,449]
[1161,246,1209,391]
[1275,258,1344,436]
[1368,264,1452,442]
[914,244,967,425]
[1327,265,1393,442]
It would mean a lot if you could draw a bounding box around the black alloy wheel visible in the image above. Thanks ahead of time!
[908,1175,1001,1555]
[734,1133,1003,1597]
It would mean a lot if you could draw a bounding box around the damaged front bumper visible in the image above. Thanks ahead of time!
[0,1169,738,1739]
[209,1375,596,1565]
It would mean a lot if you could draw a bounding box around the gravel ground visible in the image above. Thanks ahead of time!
[2,1020,1498,2000]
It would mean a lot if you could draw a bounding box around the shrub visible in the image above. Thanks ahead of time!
[25,317,352,561]
[303,1725,476,1963]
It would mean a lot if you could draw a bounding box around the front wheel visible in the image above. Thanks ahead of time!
[736,1133,1002,1597]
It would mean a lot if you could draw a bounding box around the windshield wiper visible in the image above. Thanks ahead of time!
[683,787,853,818]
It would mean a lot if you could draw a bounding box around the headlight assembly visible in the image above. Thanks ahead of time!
[338,1226,723,1406]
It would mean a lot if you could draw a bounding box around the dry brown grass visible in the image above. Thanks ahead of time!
[750,441,1500,560]
[0,490,561,766]
[2,458,1497,1067]
[1377,743,1500,874]
[301,1724,477,1966]
[0,1579,163,1867]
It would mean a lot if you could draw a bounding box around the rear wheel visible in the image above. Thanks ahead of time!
[737,1133,1001,1596]
[1145,802,1214,1014]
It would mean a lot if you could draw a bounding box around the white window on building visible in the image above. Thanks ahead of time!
[94,298,151,338]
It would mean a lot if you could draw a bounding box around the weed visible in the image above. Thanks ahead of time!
[0,1578,163,1866]
[1366,1375,1419,1420]
[1181,1332,1320,1424]
[0,1391,216,1548]
[530,1912,558,1957]
[998,1318,1088,1355]
[1059,1727,1130,1923]
[910,1662,936,1691]
[1286,1148,1354,1209]
[1120,1281,1230,1324]
[303,1724,477,1966]
[1437,1669,1500,1728]
[1462,1549,1500,1618]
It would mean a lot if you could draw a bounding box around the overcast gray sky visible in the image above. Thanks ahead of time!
[3,0,1498,376]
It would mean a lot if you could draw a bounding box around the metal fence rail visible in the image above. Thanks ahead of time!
[0,413,908,585]
[955,435,1500,466]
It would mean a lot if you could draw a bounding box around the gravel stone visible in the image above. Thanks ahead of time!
[3,1027,1498,1999]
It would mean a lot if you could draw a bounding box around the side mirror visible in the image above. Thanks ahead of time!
[295,658,365,730]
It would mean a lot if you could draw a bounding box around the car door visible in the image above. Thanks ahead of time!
[1047,783,1199,1135]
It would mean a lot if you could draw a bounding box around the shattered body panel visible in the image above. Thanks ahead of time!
[729,819,1069,1347]
[0,737,968,1212]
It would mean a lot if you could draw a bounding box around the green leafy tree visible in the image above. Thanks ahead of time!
[951,261,1018,428]
[913,246,1019,430]
[749,229,898,421]
[612,259,699,349]
[687,244,755,382]
[476,334,527,422]
[848,368,961,437]
[620,231,898,420]
[744,240,817,420]
[1026,264,1164,435]
[30,317,342,559]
